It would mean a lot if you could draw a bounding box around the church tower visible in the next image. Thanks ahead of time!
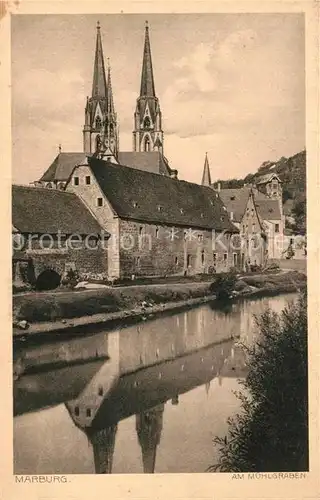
[201,153,212,186]
[83,22,119,160]
[133,21,164,154]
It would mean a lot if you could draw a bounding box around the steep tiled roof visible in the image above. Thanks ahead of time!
[88,157,238,231]
[217,188,251,223]
[252,188,282,220]
[12,185,102,235]
[117,152,171,176]
[256,172,281,185]
[40,153,89,182]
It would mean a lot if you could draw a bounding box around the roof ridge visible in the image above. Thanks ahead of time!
[12,184,76,196]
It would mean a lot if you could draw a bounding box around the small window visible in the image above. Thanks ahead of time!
[97,197,103,207]
[184,231,187,241]
[98,386,103,396]
[175,256,178,265]
[252,223,256,233]
[136,256,141,267]
[223,253,228,262]
[233,253,238,266]
[133,201,138,208]
[201,250,205,265]
[157,205,163,212]
[155,227,159,238]
[85,175,91,185]
[73,176,79,186]
[275,223,279,233]
[180,208,184,214]
[86,408,91,417]
[75,406,80,416]
[213,253,217,263]
[187,254,191,267]
[139,226,143,236]
[198,234,203,242]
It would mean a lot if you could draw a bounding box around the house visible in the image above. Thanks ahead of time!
[217,187,267,270]
[65,156,240,279]
[201,155,284,262]
[12,185,108,289]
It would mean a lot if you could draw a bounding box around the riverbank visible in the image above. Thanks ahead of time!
[13,271,306,339]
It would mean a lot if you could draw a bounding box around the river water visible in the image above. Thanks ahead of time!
[13,293,297,474]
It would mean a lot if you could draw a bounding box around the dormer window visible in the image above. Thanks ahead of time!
[230,196,235,201]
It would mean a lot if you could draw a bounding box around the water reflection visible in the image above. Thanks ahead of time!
[13,293,297,474]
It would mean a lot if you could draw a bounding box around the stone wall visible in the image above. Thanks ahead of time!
[118,219,240,278]
[66,164,119,278]
[20,235,106,283]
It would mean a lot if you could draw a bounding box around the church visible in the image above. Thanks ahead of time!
[35,20,177,187]
[14,21,240,283]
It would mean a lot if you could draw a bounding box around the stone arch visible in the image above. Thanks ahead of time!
[35,269,61,291]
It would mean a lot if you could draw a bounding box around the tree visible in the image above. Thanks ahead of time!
[209,292,308,472]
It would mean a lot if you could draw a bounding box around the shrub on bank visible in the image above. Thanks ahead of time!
[209,272,238,300]
[209,292,308,472]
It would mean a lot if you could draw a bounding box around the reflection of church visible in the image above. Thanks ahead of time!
[136,404,165,473]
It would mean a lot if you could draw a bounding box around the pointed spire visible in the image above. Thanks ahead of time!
[201,152,212,186]
[92,21,107,98]
[106,58,115,114]
[140,20,156,97]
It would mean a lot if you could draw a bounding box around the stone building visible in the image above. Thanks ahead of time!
[65,156,240,279]
[12,185,108,289]
[201,155,284,263]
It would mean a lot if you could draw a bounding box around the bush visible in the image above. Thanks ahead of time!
[209,272,237,300]
[209,292,308,472]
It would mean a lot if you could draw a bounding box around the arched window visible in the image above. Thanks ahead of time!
[109,123,114,136]
[144,136,150,152]
[144,116,151,128]
[95,116,102,129]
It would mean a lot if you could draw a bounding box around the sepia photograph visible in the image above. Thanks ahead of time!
[10,9,310,478]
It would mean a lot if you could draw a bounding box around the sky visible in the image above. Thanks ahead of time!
[11,13,305,185]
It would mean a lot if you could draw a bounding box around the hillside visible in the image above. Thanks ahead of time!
[216,150,306,234]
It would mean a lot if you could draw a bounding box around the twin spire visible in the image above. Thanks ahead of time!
[140,20,156,97]
[92,21,115,112]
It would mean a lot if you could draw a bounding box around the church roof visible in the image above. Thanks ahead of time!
[117,151,171,176]
[39,153,89,182]
[12,184,102,235]
[88,157,238,231]
[218,188,251,223]
[140,21,156,97]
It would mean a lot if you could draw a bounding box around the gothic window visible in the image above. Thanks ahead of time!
[144,136,151,152]
[109,123,114,136]
[95,116,102,129]
[144,116,151,129]
[96,134,101,151]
